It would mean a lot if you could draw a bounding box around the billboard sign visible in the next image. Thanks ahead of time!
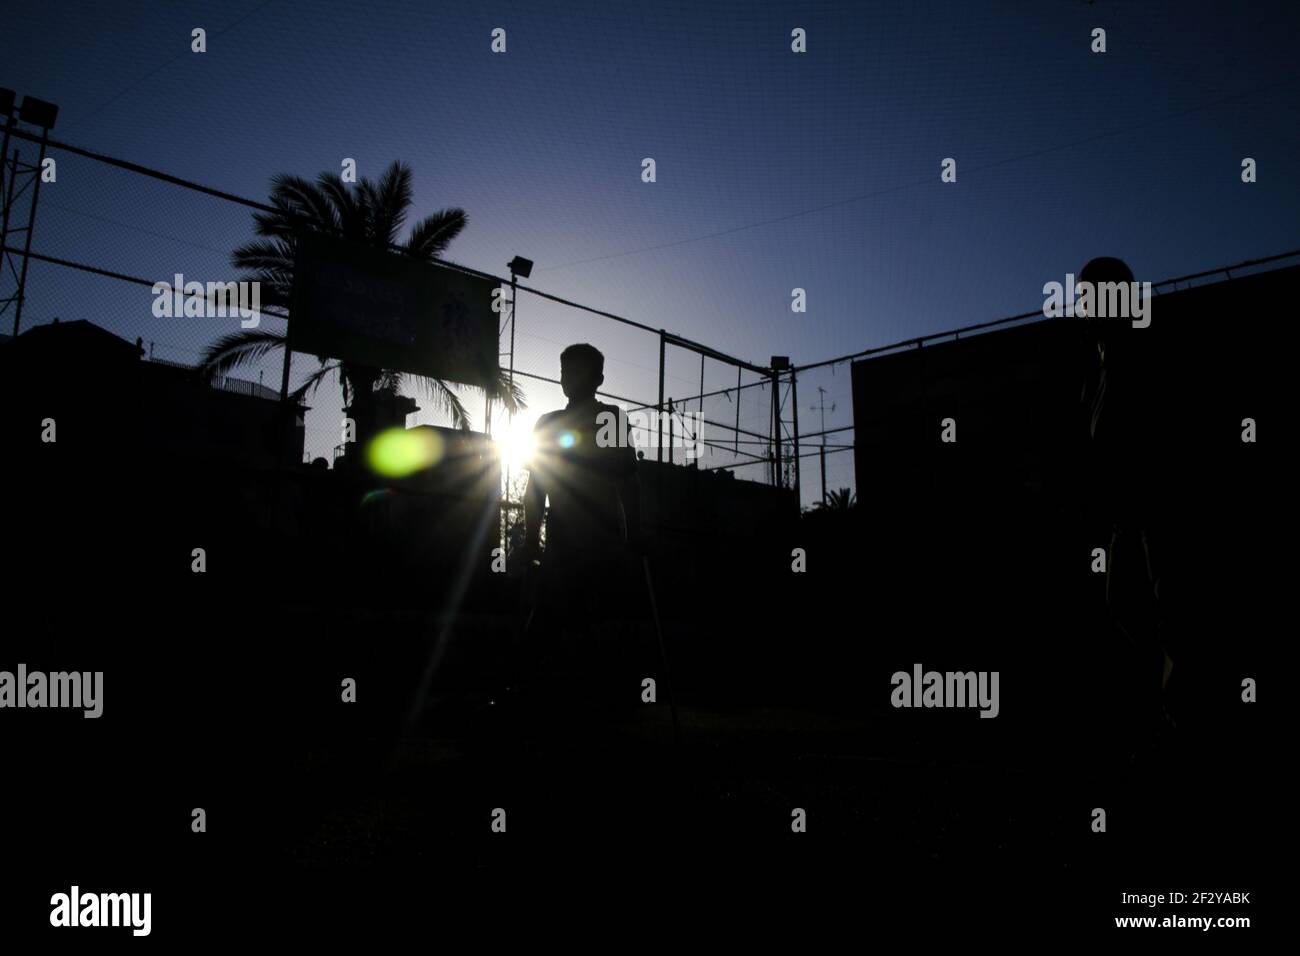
[291,231,500,389]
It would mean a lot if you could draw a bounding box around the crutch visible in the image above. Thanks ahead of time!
[641,554,681,747]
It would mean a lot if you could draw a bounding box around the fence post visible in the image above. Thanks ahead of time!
[657,331,666,464]
[770,368,781,487]
[790,367,800,511]
[670,398,678,466]
[734,366,741,454]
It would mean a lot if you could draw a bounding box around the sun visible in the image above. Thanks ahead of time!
[496,414,538,469]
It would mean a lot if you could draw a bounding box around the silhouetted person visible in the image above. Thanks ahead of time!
[510,344,643,706]
[525,343,641,563]
[1078,256,1173,753]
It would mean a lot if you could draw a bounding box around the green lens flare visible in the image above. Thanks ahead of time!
[366,427,444,477]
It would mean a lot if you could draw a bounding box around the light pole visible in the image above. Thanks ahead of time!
[504,256,532,553]
[812,387,835,506]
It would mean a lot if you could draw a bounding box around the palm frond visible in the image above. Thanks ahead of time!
[288,362,341,404]
[317,172,364,237]
[402,373,471,430]
[251,202,305,242]
[370,161,414,245]
[355,179,378,244]
[269,173,340,233]
[405,208,468,260]
[483,367,526,414]
[814,487,856,511]
[196,329,287,383]
[230,237,296,274]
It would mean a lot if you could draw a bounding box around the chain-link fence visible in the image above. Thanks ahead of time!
[1,121,835,510]
[15,120,1276,517]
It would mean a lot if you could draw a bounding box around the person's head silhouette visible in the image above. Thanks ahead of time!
[1079,256,1134,282]
[560,343,604,402]
[1078,257,1134,317]
[1079,256,1135,359]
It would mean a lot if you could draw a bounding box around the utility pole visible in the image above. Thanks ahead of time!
[812,387,835,506]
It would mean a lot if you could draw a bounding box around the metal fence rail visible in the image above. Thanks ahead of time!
[6,115,1292,514]
[0,118,790,495]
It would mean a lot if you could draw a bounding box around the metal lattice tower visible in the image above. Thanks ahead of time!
[0,89,58,337]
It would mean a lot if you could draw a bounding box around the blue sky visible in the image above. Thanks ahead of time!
[3,0,1297,502]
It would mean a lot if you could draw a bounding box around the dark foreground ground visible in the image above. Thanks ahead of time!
[3,475,1276,941]
[273,699,1265,927]
[4,595,1271,940]
[4,323,1280,941]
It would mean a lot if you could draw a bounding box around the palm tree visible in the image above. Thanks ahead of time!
[198,161,523,434]
[814,487,856,511]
